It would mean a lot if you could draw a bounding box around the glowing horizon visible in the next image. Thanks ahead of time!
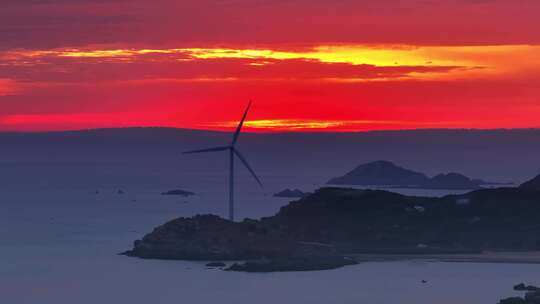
[1,1,540,132]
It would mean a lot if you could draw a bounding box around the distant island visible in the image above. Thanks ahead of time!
[327,160,505,189]
[499,283,540,304]
[124,173,540,272]
[161,189,195,196]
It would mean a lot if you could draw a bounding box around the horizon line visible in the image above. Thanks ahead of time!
[2,126,540,135]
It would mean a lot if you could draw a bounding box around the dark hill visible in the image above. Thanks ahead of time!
[125,174,540,271]
[520,174,540,191]
[327,160,430,186]
[425,173,482,189]
[273,189,310,198]
[328,160,489,189]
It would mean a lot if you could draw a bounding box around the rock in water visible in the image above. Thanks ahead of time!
[161,189,195,196]
[514,283,540,291]
[499,283,540,304]
[226,256,357,272]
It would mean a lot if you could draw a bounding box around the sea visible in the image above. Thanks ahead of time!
[0,161,537,304]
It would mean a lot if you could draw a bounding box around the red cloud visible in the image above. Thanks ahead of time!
[0,79,20,96]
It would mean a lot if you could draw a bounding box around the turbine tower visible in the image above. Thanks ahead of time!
[183,101,263,221]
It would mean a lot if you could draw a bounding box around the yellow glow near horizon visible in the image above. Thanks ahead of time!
[208,118,477,131]
[180,46,464,66]
[212,119,404,130]
[246,119,346,129]
[179,45,540,68]
[6,45,537,65]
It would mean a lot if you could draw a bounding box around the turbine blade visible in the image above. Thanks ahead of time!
[183,146,230,154]
[231,100,252,146]
[233,148,263,188]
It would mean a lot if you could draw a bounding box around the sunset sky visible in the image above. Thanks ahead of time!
[1,0,539,132]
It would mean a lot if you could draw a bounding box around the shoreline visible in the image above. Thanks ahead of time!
[351,251,540,264]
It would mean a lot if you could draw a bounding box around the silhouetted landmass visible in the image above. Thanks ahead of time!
[515,283,540,292]
[499,284,540,304]
[520,174,540,191]
[500,297,528,304]
[2,128,540,192]
[123,214,356,271]
[273,189,311,198]
[425,173,483,189]
[327,160,430,187]
[226,256,357,272]
[124,174,540,272]
[161,189,195,196]
[327,160,497,189]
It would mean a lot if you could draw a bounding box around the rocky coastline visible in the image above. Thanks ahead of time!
[124,174,540,272]
[273,188,311,198]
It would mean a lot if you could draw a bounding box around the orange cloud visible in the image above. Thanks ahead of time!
[179,45,540,80]
[4,44,539,81]
[1,43,539,132]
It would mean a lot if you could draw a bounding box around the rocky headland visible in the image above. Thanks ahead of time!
[520,174,540,190]
[273,188,311,198]
[124,174,540,272]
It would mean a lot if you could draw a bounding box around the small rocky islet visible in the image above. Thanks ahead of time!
[161,189,195,196]
[124,173,540,272]
[498,283,540,304]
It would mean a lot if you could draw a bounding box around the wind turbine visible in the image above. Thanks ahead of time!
[183,101,263,221]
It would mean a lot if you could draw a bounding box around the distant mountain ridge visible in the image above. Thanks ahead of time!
[327,160,497,189]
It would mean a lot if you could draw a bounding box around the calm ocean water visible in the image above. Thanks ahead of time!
[0,163,535,304]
